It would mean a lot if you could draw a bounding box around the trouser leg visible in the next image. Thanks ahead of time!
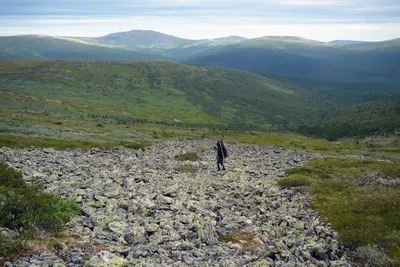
[217,157,225,170]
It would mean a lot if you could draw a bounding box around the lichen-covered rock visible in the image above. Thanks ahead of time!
[84,251,128,267]
[1,141,351,266]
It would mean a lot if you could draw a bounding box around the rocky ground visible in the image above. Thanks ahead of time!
[0,141,353,266]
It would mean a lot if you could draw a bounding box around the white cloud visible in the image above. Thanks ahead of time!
[0,0,399,41]
[1,14,399,41]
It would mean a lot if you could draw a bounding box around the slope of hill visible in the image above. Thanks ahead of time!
[98,29,195,50]
[0,35,162,60]
[0,59,399,140]
[0,59,313,131]
[0,31,247,61]
[93,30,246,58]
[186,37,400,84]
[2,31,399,84]
[329,40,370,45]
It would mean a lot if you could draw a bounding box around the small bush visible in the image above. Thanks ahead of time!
[0,163,81,260]
[0,163,26,188]
[175,164,196,173]
[353,245,394,267]
[277,174,313,188]
[175,151,198,161]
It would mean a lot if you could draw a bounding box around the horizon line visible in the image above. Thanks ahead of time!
[1,29,400,43]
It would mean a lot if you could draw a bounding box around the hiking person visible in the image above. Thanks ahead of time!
[215,139,228,171]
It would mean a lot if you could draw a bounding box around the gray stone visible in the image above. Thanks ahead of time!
[1,141,351,266]
[84,251,128,267]
[108,221,129,235]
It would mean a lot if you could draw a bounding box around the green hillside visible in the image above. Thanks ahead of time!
[0,35,161,60]
[1,31,399,86]
[187,37,400,84]
[0,59,310,132]
[0,59,399,141]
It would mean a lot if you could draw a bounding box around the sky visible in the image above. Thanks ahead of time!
[1,0,400,41]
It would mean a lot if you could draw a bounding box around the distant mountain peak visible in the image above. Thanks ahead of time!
[102,30,193,41]
[330,40,370,45]
[212,36,247,41]
[255,36,327,43]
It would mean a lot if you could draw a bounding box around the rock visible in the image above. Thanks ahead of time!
[75,195,83,203]
[0,227,17,240]
[243,219,253,226]
[156,194,174,205]
[108,221,129,235]
[145,223,159,233]
[1,141,351,266]
[84,251,128,267]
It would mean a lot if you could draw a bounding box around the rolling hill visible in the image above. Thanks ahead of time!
[2,30,398,86]
[0,30,246,61]
[329,40,370,45]
[0,35,162,60]
[186,37,400,84]
[0,59,399,140]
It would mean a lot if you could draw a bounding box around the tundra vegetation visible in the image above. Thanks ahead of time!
[279,158,400,266]
[0,163,81,263]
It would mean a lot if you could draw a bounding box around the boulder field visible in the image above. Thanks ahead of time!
[0,141,352,266]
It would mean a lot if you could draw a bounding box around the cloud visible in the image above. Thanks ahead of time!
[0,0,399,41]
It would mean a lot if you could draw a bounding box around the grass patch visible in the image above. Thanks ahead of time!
[175,151,198,161]
[0,163,81,263]
[175,164,196,173]
[218,229,264,253]
[282,157,400,265]
[285,157,400,182]
[0,134,111,149]
[277,174,313,188]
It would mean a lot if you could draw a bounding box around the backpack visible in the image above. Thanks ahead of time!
[219,141,228,158]
[223,145,228,158]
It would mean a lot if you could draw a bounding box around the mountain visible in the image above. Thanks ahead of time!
[2,31,399,84]
[330,40,370,45]
[0,59,399,140]
[213,36,247,41]
[0,30,247,61]
[186,37,400,84]
[98,30,195,50]
[0,35,162,60]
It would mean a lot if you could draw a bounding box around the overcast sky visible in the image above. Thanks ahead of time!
[1,0,400,41]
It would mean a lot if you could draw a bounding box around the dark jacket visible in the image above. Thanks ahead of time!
[216,141,227,158]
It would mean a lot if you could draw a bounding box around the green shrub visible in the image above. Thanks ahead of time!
[0,163,81,259]
[175,151,198,161]
[277,174,313,188]
[353,245,394,267]
[0,163,26,188]
[175,164,196,173]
